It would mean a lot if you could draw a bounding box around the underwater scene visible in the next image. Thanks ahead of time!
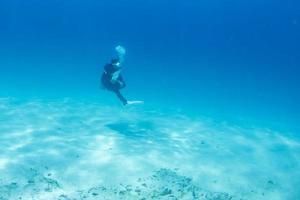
[0,0,300,199]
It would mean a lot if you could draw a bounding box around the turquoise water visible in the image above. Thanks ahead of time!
[0,0,300,199]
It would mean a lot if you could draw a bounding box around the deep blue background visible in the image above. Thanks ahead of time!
[0,0,299,130]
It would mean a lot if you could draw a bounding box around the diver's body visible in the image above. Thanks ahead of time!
[101,45,143,106]
[101,58,128,105]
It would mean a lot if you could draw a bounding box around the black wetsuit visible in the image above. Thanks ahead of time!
[101,63,127,105]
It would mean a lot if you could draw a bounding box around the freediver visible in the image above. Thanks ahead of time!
[101,45,143,105]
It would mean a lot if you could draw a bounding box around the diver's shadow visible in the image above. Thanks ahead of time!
[105,120,156,139]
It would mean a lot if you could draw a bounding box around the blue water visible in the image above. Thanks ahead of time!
[1,0,299,131]
[0,0,300,199]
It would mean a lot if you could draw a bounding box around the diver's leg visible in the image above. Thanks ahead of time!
[117,75,126,89]
[119,82,126,89]
[114,90,128,105]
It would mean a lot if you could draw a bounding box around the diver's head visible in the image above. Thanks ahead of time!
[111,58,121,67]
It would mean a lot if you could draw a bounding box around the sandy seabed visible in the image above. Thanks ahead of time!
[0,98,299,200]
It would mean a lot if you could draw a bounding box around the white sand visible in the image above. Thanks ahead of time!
[0,98,299,199]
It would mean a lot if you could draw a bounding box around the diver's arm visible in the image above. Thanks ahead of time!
[111,70,120,80]
[110,70,122,85]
